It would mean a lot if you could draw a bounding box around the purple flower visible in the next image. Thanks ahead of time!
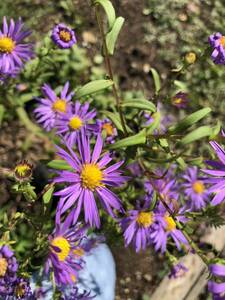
[202,142,225,206]
[0,17,33,74]
[61,287,95,300]
[208,263,225,300]
[168,262,188,279]
[14,277,33,299]
[209,33,225,65]
[56,101,97,146]
[0,245,18,297]
[182,166,209,211]
[120,198,154,252]
[97,118,117,144]
[171,92,189,108]
[34,82,73,131]
[54,133,128,228]
[45,213,87,286]
[51,24,77,49]
[151,212,188,253]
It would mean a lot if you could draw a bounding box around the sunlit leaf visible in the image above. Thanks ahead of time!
[109,129,146,149]
[169,107,211,133]
[94,0,116,29]
[47,160,72,170]
[76,79,113,98]
[150,68,161,94]
[122,99,156,112]
[180,125,213,145]
[106,17,124,55]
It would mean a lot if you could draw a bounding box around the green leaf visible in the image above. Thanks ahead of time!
[109,129,146,149]
[122,99,156,112]
[0,104,5,126]
[47,160,72,170]
[210,121,221,139]
[180,125,213,145]
[94,0,116,30]
[76,79,113,98]
[106,17,124,55]
[43,185,55,204]
[150,68,161,94]
[146,112,160,135]
[169,107,211,133]
[101,110,132,133]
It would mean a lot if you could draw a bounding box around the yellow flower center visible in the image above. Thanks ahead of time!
[173,97,182,104]
[69,116,83,131]
[71,274,77,283]
[102,123,114,136]
[220,36,225,49]
[59,30,72,42]
[185,52,196,64]
[51,236,70,261]
[14,163,32,179]
[0,36,15,53]
[73,248,84,257]
[136,212,153,228]
[81,163,103,190]
[0,258,8,276]
[15,283,26,297]
[52,99,67,113]
[164,216,176,231]
[192,180,205,194]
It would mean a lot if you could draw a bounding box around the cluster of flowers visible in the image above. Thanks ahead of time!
[2,13,225,299]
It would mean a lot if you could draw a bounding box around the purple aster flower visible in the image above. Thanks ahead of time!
[61,287,95,300]
[168,262,188,279]
[34,82,73,131]
[182,166,209,211]
[45,213,87,286]
[150,211,188,253]
[208,263,225,300]
[171,92,189,108]
[14,277,34,299]
[126,161,142,177]
[56,101,97,146]
[202,142,225,206]
[0,17,33,74]
[97,118,117,144]
[0,245,18,297]
[51,24,77,49]
[120,197,154,252]
[54,133,128,228]
[208,32,225,65]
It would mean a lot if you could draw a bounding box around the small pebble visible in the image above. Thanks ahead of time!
[143,273,152,282]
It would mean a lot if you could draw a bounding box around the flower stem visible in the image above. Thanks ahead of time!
[94,5,128,136]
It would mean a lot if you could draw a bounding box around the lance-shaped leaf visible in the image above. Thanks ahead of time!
[180,125,213,145]
[106,17,125,55]
[43,185,55,204]
[101,110,132,133]
[0,104,5,126]
[76,79,113,98]
[94,0,116,30]
[122,99,156,112]
[150,68,161,94]
[47,160,72,171]
[146,112,160,135]
[109,129,146,149]
[169,107,211,133]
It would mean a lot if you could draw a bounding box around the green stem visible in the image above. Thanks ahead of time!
[94,5,128,136]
